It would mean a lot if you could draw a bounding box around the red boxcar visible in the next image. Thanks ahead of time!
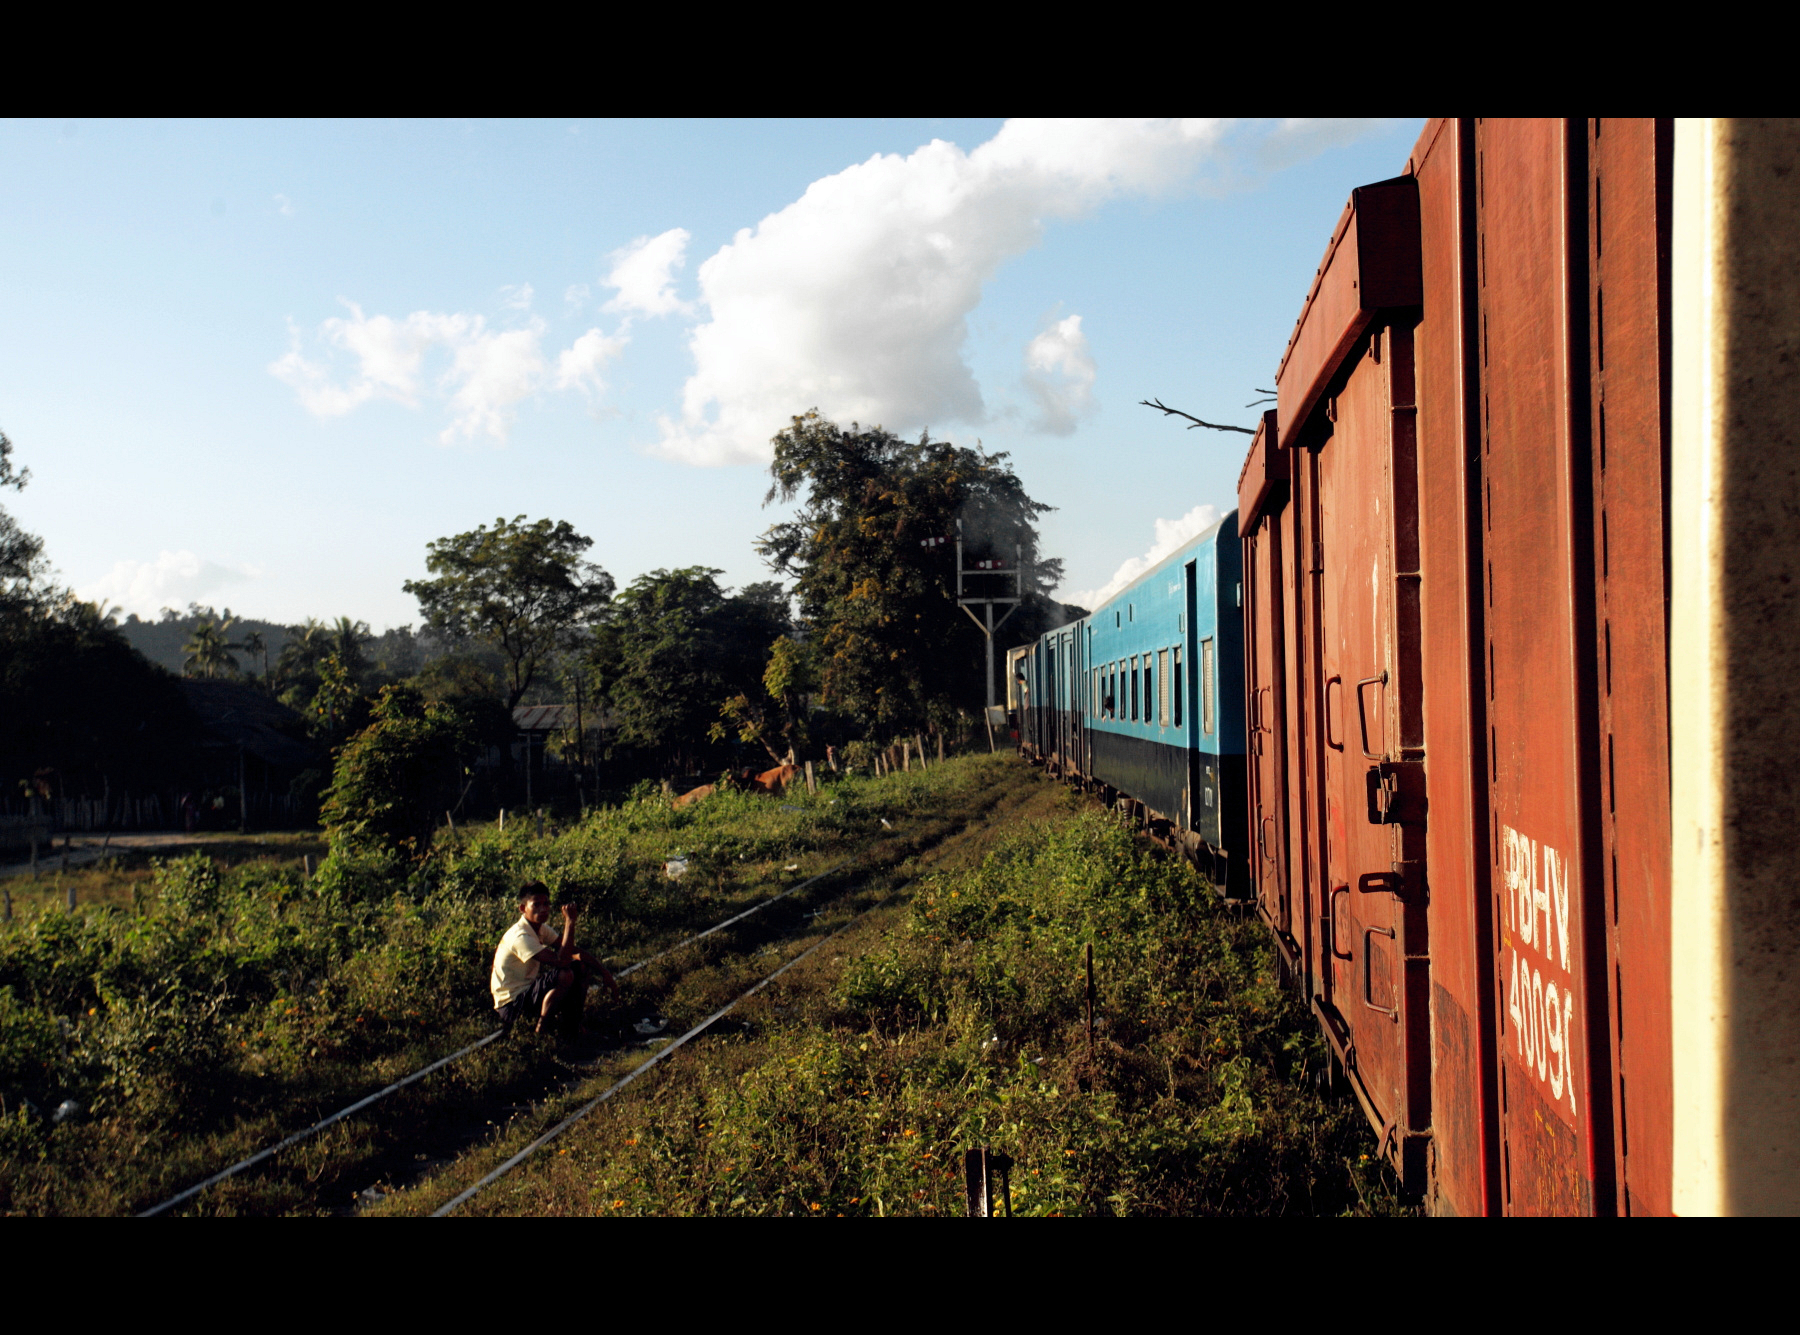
[1243,119,1674,1214]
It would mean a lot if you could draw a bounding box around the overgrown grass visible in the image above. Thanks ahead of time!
[419,795,1401,1217]
[0,753,1021,1215]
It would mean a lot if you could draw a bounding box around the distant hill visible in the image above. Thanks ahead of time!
[118,608,297,677]
[116,605,443,681]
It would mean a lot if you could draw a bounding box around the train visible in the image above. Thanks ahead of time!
[1012,118,1800,1217]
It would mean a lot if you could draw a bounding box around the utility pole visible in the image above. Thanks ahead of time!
[954,519,1023,711]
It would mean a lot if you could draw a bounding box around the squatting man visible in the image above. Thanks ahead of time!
[490,882,620,1040]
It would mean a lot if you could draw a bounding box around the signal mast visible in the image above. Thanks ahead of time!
[953,518,1022,713]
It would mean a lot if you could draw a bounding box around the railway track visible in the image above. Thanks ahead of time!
[138,859,855,1218]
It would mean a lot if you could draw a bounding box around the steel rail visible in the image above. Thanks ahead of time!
[615,859,848,979]
[136,858,850,1218]
[136,1029,505,1217]
[432,914,861,1217]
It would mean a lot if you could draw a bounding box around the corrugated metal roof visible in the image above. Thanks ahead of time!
[512,704,579,731]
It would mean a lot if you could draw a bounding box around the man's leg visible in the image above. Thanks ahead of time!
[537,968,574,1036]
[559,963,588,1042]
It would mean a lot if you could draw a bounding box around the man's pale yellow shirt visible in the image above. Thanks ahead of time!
[491,917,560,1007]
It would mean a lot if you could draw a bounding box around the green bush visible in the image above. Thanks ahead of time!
[320,684,474,857]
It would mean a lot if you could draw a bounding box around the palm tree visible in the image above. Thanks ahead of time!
[183,618,240,678]
[238,628,268,683]
[330,616,371,676]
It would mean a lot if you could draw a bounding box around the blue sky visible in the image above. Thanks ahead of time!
[0,118,1426,629]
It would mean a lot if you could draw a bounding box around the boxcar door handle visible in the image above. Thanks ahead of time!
[1362,925,1399,1020]
[1355,670,1388,760]
[1325,676,1344,751]
[1327,885,1353,960]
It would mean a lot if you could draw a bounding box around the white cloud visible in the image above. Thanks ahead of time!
[564,283,591,312]
[274,193,295,217]
[440,322,548,443]
[654,117,1382,466]
[82,550,263,619]
[270,302,618,443]
[555,327,628,398]
[1022,313,1096,435]
[604,228,692,317]
[1066,503,1222,611]
[498,283,535,311]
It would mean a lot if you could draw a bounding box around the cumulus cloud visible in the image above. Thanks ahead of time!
[604,228,692,317]
[498,283,535,311]
[651,117,1383,466]
[657,119,1283,466]
[555,327,628,398]
[1066,503,1222,611]
[1023,313,1097,435]
[271,301,615,444]
[82,550,263,619]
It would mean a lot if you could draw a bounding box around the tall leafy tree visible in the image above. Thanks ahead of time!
[597,568,789,768]
[757,412,1071,732]
[1,429,47,612]
[404,516,613,709]
[0,431,204,795]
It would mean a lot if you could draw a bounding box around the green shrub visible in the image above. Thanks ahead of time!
[152,852,222,918]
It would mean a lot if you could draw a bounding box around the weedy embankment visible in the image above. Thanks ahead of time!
[0,754,1029,1216]
[410,774,1402,1218]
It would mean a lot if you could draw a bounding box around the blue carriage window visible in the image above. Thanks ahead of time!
[1157,648,1169,726]
[1173,647,1184,728]
[1130,656,1139,721]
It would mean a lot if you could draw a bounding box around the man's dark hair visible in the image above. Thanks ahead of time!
[518,881,551,908]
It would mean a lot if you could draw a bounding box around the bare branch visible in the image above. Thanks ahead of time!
[1139,398,1256,436]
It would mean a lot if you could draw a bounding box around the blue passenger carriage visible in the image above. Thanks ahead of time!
[1015,511,1247,893]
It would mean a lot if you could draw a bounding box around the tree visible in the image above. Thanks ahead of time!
[1,430,47,612]
[319,684,474,857]
[182,618,239,679]
[328,616,371,678]
[757,412,1069,733]
[404,516,613,709]
[712,634,818,764]
[237,628,268,683]
[596,569,789,770]
[0,434,205,795]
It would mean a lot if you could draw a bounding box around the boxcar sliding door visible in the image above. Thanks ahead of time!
[1276,177,1433,1191]
[1240,418,1296,967]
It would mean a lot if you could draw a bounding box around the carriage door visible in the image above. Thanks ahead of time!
[1245,513,1293,960]
[1313,318,1432,1191]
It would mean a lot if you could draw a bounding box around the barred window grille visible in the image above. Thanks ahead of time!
[1202,638,1216,735]
[1157,649,1170,725]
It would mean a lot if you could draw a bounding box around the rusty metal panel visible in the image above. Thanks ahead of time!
[1276,179,1424,435]
[1473,118,1613,1216]
[1408,118,1501,1217]
[1240,416,1295,964]
[1585,117,1673,1218]
[1238,409,1289,531]
[1308,320,1432,1192]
